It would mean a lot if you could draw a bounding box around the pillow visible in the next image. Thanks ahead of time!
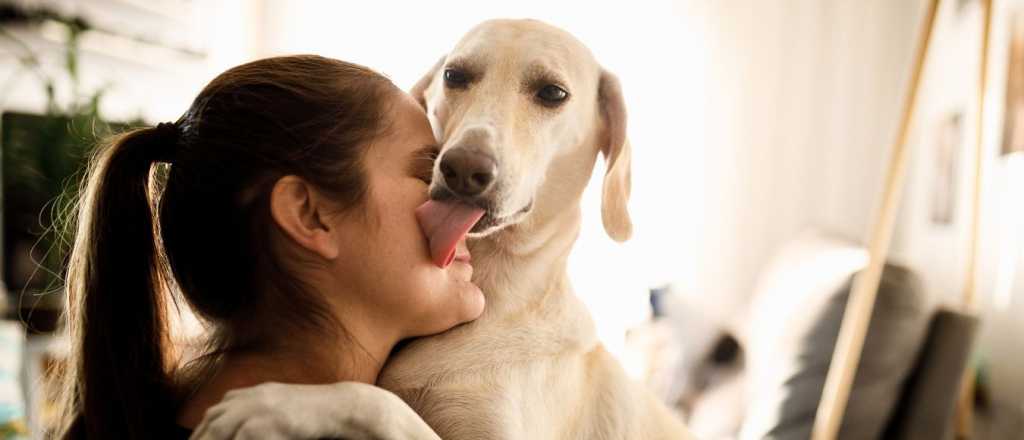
[740,231,931,440]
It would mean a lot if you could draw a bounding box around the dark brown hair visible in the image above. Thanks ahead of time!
[56,55,398,439]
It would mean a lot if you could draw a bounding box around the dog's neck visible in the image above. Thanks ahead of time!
[468,203,583,320]
[468,147,600,323]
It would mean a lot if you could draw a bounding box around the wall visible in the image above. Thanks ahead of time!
[695,0,920,323]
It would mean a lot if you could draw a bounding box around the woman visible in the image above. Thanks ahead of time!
[56,55,484,439]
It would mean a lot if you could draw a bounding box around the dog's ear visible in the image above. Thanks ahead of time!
[410,55,446,109]
[599,70,633,243]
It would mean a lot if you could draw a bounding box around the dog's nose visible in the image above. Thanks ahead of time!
[439,148,497,197]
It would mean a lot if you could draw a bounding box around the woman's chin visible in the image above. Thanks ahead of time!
[437,280,485,332]
[460,282,486,322]
[414,280,485,337]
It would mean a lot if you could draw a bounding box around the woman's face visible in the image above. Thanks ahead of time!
[327,91,484,338]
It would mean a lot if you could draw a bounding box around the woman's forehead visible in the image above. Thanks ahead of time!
[366,94,435,165]
[391,94,435,151]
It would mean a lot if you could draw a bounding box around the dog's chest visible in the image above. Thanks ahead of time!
[391,359,583,440]
[378,280,603,439]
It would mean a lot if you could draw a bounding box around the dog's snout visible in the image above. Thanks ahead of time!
[439,148,497,197]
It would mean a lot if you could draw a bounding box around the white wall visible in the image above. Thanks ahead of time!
[696,0,920,324]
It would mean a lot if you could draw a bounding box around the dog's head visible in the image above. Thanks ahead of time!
[412,19,632,242]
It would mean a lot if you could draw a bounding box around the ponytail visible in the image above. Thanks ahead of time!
[57,125,179,439]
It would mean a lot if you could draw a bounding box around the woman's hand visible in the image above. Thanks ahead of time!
[190,381,442,440]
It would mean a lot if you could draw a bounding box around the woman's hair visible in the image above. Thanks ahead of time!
[56,55,399,439]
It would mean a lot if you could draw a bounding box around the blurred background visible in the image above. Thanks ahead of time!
[0,0,1022,438]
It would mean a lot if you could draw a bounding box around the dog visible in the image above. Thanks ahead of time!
[192,19,693,440]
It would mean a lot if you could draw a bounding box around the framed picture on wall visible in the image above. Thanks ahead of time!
[930,112,962,226]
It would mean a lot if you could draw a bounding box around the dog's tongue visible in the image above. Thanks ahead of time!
[416,200,486,268]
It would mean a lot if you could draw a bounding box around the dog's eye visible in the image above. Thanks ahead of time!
[536,85,569,105]
[444,69,470,88]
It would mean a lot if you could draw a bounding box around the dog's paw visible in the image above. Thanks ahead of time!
[189,381,441,440]
[189,382,322,440]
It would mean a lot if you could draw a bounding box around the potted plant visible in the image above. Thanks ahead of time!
[1,4,142,331]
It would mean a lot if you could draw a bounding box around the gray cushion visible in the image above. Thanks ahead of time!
[741,232,931,440]
[883,309,979,440]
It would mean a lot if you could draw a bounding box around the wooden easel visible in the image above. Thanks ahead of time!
[810,0,991,438]
[956,0,992,436]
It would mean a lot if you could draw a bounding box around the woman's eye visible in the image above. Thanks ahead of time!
[411,147,439,184]
[444,69,469,88]
[537,84,569,105]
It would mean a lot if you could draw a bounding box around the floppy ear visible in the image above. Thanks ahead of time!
[598,70,633,243]
[410,55,446,109]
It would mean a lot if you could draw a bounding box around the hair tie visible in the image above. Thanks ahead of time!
[151,122,180,163]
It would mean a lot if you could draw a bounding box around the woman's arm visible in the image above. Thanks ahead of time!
[190,381,441,440]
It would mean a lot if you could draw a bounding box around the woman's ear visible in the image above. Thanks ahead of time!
[269,176,340,260]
